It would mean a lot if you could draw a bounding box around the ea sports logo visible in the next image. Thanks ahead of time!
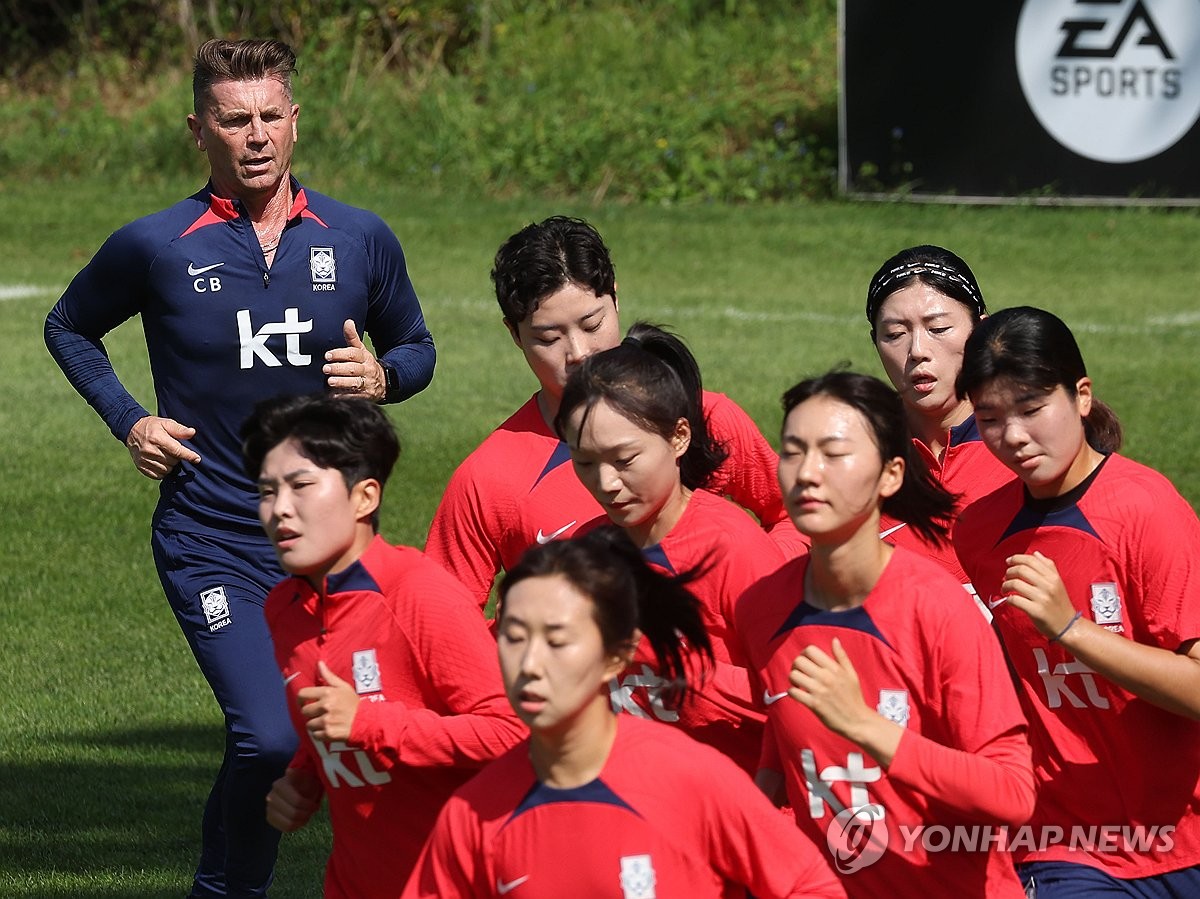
[1016,0,1200,163]
[825,806,888,874]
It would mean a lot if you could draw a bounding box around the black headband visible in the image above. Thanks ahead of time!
[866,261,985,324]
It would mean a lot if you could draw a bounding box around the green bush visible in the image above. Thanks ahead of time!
[0,1,837,202]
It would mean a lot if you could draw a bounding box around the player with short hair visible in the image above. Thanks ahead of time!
[44,38,434,897]
[242,394,524,899]
[736,370,1034,898]
[403,527,845,899]
[954,306,1200,895]
[555,321,786,773]
[425,215,803,610]
[866,246,1012,597]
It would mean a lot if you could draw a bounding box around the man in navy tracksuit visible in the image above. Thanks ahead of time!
[44,38,435,897]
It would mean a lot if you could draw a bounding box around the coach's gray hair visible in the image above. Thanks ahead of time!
[192,39,297,113]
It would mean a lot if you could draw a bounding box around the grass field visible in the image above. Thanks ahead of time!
[3,174,1199,896]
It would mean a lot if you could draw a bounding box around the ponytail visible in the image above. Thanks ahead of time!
[499,526,713,699]
[1085,399,1123,454]
[555,321,728,490]
[782,370,956,546]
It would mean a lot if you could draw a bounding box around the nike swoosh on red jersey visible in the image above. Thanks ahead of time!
[535,521,577,544]
[763,689,789,706]
[879,522,907,540]
[497,875,529,894]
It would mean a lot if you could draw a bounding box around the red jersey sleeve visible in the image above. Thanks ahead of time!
[349,576,524,767]
[1123,476,1200,649]
[704,392,786,527]
[885,596,1035,827]
[425,457,504,610]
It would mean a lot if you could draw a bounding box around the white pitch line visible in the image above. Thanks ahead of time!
[0,284,57,301]
[7,286,1200,335]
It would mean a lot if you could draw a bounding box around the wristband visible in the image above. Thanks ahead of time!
[381,362,401,404]
[1049,610,1083,643]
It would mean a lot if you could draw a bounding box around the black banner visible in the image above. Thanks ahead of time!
[840,0,1200,201]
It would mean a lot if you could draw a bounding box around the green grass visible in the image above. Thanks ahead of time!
[3,175,1199,896]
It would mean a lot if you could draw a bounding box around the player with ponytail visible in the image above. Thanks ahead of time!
[554,322,788,773]
[404,527,844,899]
[736,369,1033,898]
[955,306,1200,894]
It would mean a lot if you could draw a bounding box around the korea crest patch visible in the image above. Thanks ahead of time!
[1090,583,1124,632]
[310,247,336,284]
[619,854,657,899]
[199,586,231,632]
[352,649,382,695]
[877,689,910,728]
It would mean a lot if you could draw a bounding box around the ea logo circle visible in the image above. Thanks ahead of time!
[1016,0,1200,163]
[826,806,888,874]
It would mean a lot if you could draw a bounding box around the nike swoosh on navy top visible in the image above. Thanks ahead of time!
[535,521,577,545]
[187,261,226,276]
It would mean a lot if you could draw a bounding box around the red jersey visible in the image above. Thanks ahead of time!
[264,536,526,899]
[735,548,1034,899]
[402,715,846,899]
[954,453,1200,877]
[590,490,786,773]
[878,415,1013,586]
[425,391,806,608]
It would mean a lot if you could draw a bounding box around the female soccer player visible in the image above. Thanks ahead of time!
[554,322,787,773]
[867,246,1012,591]
[954,306,1200,895]
[241,395,525,898]
[736,370,1034,899]
[403,527,845,899]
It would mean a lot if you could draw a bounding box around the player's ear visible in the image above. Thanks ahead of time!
[352,478,382,522]
[1075,377,1093,418]
[606,630,640,678]
[878,456,904,499]
[670,418,691,459]
[187,113,205,151]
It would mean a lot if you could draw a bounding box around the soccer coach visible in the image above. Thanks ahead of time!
[44,38,434,898]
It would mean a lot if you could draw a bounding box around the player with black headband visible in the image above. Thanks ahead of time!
[865,245,1013,606]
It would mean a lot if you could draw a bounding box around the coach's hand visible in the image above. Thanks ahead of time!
[125,415,201,479]
[266,767,323,833]
[325,319,385,400]
[298,660,361,744]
